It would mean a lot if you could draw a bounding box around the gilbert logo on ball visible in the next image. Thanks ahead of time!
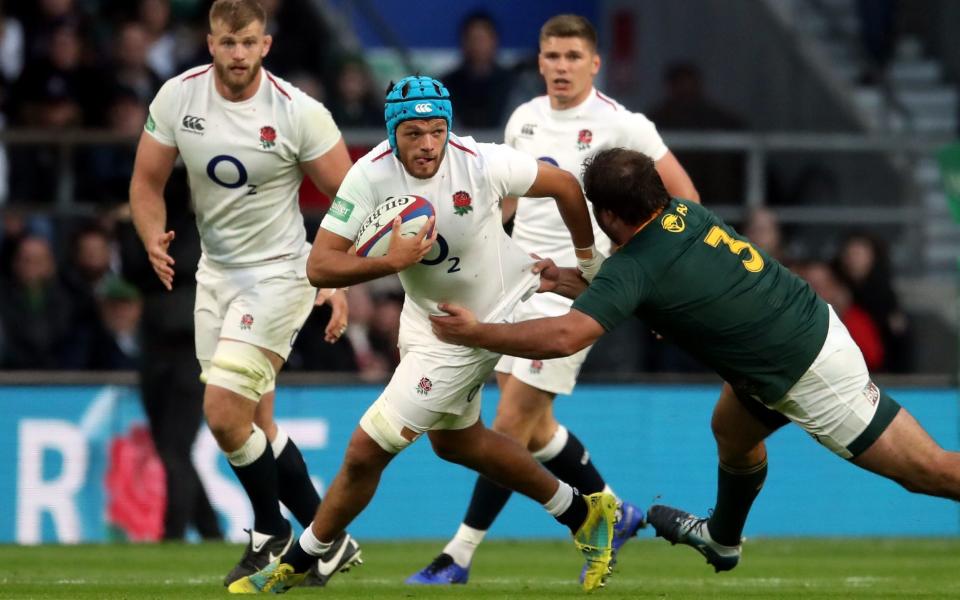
[355,195,435,258]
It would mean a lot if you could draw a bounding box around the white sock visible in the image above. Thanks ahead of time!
[542,481,574,517]
[603,484,619,502]
[299,526,332,557]
[226,424,268,467]
[271,425,289,457]
[443,524,485,567]
[531,425,568,462]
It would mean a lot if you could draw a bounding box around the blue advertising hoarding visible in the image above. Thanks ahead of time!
[1,384,956,543]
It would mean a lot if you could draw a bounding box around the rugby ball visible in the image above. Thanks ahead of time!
[354,195,435,258]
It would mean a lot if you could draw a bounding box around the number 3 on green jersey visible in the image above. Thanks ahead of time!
[703,226,764,273]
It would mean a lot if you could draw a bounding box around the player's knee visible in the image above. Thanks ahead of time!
[492,404,540,443]
[491,414,530,442]
[430,435,468,464]
[526,416,559,451]
[206,340,276,403]
[339,441,380,479]
[224,424,269,466]
[204,415,249,451]
[359,399,418,455]
[711,410,741,449]
[203,395,243,445]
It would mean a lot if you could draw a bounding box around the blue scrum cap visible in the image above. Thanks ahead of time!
[384,75,453,154]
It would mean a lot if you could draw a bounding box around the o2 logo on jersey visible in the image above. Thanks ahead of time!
[419,234,461,273]
[206,155,257,195]
[538,156,558,167]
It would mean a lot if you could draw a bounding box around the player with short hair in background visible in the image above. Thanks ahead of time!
[129,0,356,587]
[228,74,619,594]
[409,14,699,585]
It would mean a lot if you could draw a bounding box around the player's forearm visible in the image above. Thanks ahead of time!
[550,267,589,300]
[129,180,167,245]
[306,248,402,288]
[554,182,595,251]
[471,319,580,359]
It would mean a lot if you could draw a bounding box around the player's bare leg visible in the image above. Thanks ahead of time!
[205,345,294,585]
[853,407,960,498]
[226,425,376,594]
[412,374,639,585]
[205,386,260,452]
[427,419,618,590]
[429,420,561,501]
[310,426,397,540]
[648,384,774,572]
[446,374,553,561]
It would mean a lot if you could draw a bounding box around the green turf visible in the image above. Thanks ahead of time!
[1,538,959,599]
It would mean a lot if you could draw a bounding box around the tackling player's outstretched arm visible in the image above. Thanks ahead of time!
[299,138,352,198]
[656,150,699,203]
[306,217,436,288]
[430,304,604,358]
[129,132,179,290]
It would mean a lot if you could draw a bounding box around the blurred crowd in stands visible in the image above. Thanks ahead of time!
[0,1,913,376]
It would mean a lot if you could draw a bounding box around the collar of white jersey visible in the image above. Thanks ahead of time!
[548,87,599,121]
[212,67,268,107]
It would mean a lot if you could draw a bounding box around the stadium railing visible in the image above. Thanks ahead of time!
[2,127,955,271]
[4,126,950,209]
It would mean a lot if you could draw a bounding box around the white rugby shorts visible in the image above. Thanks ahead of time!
[772,306,897,459]
[194,254,316,364]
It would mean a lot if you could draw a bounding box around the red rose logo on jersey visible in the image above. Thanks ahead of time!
[576,129,593,150]
[529,360,544,374]
[416,376,433,396]
[259,126,276,149]
[240,313,254,330]
[452,190,473,216]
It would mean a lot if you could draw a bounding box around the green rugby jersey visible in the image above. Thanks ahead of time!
[572,199,829,404]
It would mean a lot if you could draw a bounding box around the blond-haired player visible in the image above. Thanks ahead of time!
[129,0,357,587]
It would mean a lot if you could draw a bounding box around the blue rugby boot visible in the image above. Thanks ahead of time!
[405,553,469,585]
[647,504,741,572]
[579,500,646,583]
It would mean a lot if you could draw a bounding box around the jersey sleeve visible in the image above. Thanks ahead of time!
[296,95,342,162]
[319,163,377,241]
[571,254,648,331]
[144,78,179,147]
[503,105,524,148]
[620,112,668,162]
[479,143,538,198]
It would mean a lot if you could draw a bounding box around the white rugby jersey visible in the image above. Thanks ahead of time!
[506,88,668,270]
[321,134,540,337]
[145,65,342,265]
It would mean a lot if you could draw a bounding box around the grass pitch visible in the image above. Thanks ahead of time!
[2,538,959,599]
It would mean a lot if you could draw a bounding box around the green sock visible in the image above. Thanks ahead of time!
[707,459,767,546]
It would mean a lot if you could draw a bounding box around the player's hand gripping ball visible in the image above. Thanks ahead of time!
[354,195,436,258]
